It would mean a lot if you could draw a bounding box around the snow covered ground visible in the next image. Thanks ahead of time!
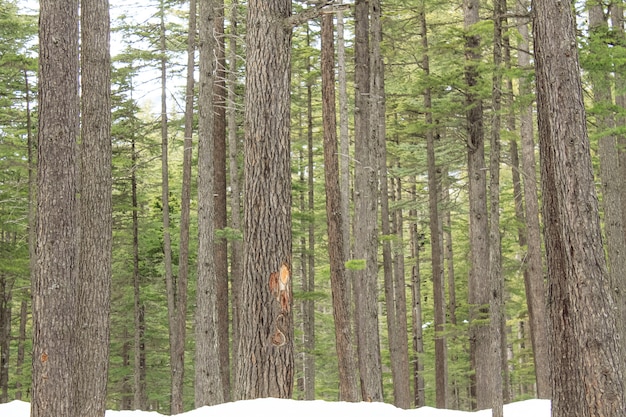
[0,397,550,417]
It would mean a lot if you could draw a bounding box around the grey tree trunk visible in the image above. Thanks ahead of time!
[195,0,224,406]
[235,0,294,399]
[515,2,551,398]
[77,0,113,413]
[533,0,626,414]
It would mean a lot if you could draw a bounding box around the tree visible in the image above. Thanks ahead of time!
[320,9,359,402]
[234,0,294,399]
[195,0,224,406]
[31,0,80,415]
[76,0,112,414]
[532,0,626,415]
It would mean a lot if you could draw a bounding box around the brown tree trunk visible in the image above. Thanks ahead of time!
[195,0,224,406]
[213,0,231,401]
[463,0,491,409]
[32,0,79,414]
[419,2,447,408]
[0,281,9,403]
[15,299,27,401]
[235,0,294,399]
[515,1,551,398]
[353,0,384,402]
[77,0,113,413]
[320,12,359,402]
[227,0,243,366]
[533,1,626,415]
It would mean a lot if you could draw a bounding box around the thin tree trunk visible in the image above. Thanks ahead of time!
[121,327,132,410]
[320,11,359,402]
[353,0,384,402]
[489,0,504,413]
[463,0,491,409]
[77,0,113,413]
[227,0,243,373]
[533,0,626,414]
[410,178,425,408]
[15,299,27,401]
[515,1,551,398]
[419,1,447,407]
[213,0,231,401]
[0,282,9,403]
[195,0,224,406]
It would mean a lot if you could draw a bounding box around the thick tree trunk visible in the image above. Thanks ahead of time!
[321,12,359,402]
[533,1,626,415]
[32,0,79,415]
[353,0,384,402]
[195,0,224,406]
[235,0,294,399]
[515,2,551,398]
[77,0,113,414]
[463,0,491,409]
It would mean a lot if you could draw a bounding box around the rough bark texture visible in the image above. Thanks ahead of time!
[353,0,384,403]
[32,0,79,415]
[410,179,425,408]
[533,1,626,415]
[515,1,551,398]
[235,0,294,399]
[419,3,447,408]
[213,0,231,401]
[463,0,491,409]
[320,12,359,402]
[15,299,27,401]
[195,0,224,406]
[77,0,113,414]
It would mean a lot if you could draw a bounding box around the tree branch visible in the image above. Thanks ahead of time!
[284,1,348,30]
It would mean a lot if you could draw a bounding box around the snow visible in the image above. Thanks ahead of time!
[0,397,550,417]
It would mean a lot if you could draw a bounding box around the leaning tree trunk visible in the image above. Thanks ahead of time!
[235,0,294,399]
[533,0,626,415]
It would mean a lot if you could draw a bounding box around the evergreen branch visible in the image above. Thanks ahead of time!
[284,1,347,30]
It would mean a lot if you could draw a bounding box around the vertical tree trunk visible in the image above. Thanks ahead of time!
[32,0,79,415]
[195,0,224,406]
[533,1,626,415]
[235,0,294,399]
[515,1,551,398]
[320,11,359,402]
[353,0,384,402]
[419,2,447,407]
[463,0,491,409]
[227,0,243,373]
[77,0,113,413]
[410,178,425,408]
[176,0,196,409]
[0,281,9,403]
[588,1,626,353]
[213,0,231,401]
[15,299,27,401]
[489,1,504,413]
[121,327,132,410]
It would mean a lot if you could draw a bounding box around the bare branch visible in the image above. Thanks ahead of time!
[284,1,348,30]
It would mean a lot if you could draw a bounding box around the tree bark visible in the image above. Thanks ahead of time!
[195,0,224,406]
[0,281,10,403]
[533,1,626,415]
[515,1,551,398]
[235,0,294,399]
[32,0,79,414]
[77,0,113,413]
[320,11,359,402]
[15,299,27,401]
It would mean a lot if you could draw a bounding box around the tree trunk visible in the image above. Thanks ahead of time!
[353,0,384,402]
[195,0,224,406]
[419,2,447,408]
[533,1,626,415]
[77,0,113,413]
[410,178,425,408]
[588,1,626,356]
[32,0,79,414]
[235,0,294,399]
[320,11,359,402]
[515,1,551,398]
[15,299,27,401]
[463,0,491,409]
[0,281,9,403]
[227,0,243,374]
[213,0,231,401]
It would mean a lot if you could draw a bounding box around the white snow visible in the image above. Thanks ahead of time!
[0,397,550,417]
